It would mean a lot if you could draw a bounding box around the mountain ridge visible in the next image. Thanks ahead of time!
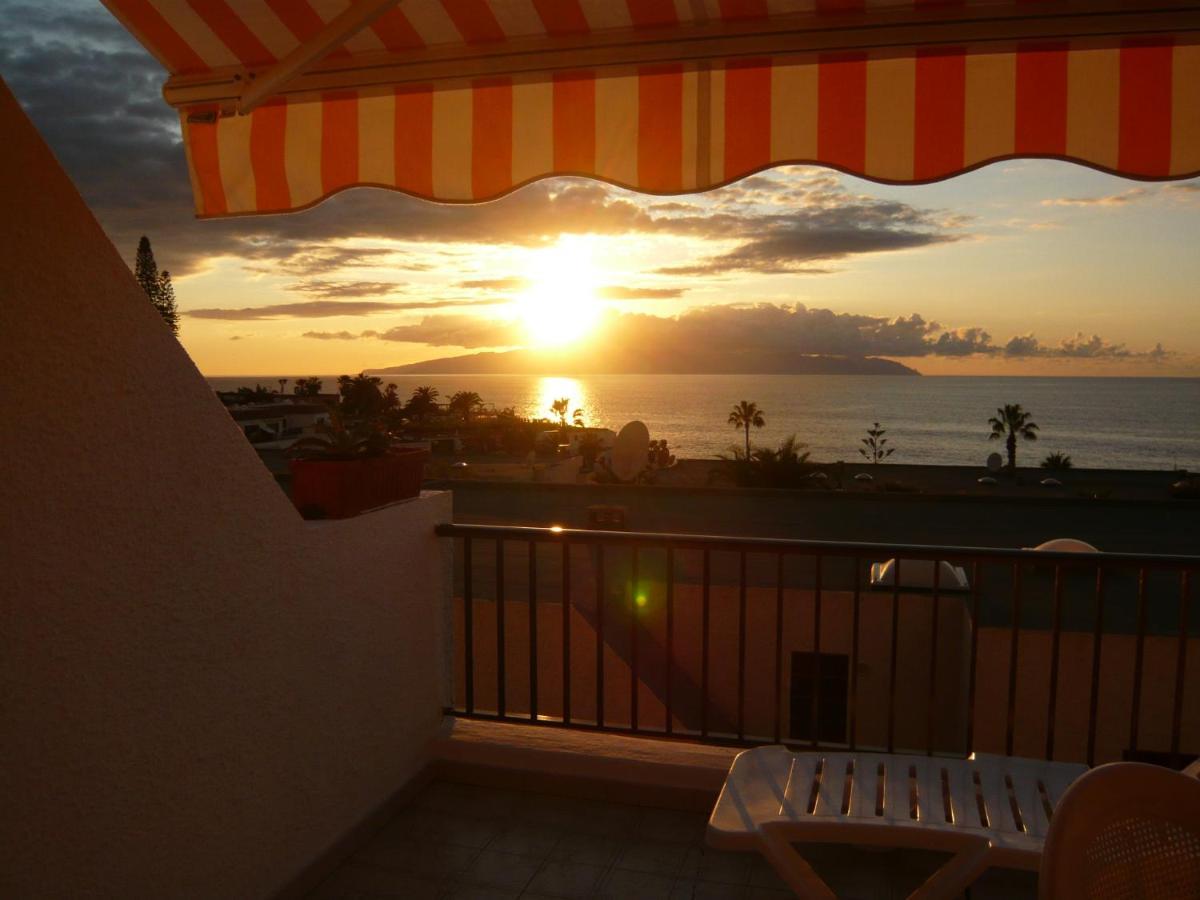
[373,348,920,376]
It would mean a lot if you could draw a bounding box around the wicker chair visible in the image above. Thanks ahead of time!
[1039,761,1200,899]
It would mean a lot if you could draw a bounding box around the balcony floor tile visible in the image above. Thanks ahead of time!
[307,780,1038,900]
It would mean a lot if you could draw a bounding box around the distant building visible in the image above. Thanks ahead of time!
[227,402,329,448]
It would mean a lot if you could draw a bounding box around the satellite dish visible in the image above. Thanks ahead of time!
[986,452,1003,472]
[610,421,650,483]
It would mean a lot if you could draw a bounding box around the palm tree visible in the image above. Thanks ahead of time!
[407,385,440,421]
[728,400,765,460]
[550,397,570,430]
[572,408,585,428]
[448,390,483,422]
[988,404,1039,470]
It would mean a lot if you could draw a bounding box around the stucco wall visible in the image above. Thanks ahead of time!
[0,79,451,898]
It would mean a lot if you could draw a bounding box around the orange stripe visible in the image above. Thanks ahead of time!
[265,0,351,59]
[442,0,506,44]
[718,0,769,20]
[627,0,677,28]
[534,0,590,36]
[724,60,772,180]
[553,72,596,173]
[321,91,359,195]
[107,0,207,73]
[186,0,275,66]
[914,47,966,180]
[188,113,227,215]
[250,99,289,211]
[1015,42,1068,154]
[818,52,868,174]
[472,78,513,198]
[638,64,684,191]
[394,85,433,196]
[1119,39,1174,176]
[372,8,426,51]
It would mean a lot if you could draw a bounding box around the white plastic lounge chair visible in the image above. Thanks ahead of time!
[708,745,1086,900]
[1039,761,1200,900]
[869,559,970,591]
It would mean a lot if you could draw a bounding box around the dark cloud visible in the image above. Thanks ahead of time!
[302,331,359,341]
[306,316,524,348]
[0,3,968,284]
[187,298,499,320]
[1004,332,1169,359]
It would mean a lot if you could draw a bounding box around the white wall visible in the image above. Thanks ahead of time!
[0,79,451,898]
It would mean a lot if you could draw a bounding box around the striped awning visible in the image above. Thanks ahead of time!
[103,0,1200,217]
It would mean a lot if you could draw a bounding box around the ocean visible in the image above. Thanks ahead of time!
[206,374,1200,471]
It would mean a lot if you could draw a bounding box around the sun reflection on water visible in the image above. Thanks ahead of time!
[533,376,590,423]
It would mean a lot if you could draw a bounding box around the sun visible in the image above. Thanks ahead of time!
[515,239,602,346]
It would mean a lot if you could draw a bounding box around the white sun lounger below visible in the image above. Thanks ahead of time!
[707,746,1086,900]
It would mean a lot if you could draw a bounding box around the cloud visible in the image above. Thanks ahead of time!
[283,280,405,297]
[597,285,686,300]
[187,299,499,319]
[295,301,1170,364]
[1004,332,1169,359]
[1043,188,1148,207]
[458,277,530,291]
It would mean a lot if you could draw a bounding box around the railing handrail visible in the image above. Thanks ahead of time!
[436,523,1200,567]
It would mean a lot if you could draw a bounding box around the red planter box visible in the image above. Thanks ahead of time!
[289,448,428,519]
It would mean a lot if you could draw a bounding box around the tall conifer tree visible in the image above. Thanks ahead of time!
[133,236,179,336]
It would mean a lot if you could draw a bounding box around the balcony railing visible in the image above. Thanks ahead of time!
[437,524,1198,768]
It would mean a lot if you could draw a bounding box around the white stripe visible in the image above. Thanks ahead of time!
[511,78,553,184]
[215,113,255,213]
[404,0,464,45]
[284,97,325,207]
[432,86,474,199]
[489,0,545,38]
[359,90,397,184]
[146,0,239,67]
[578,0,631,32]
[231,0,296,60]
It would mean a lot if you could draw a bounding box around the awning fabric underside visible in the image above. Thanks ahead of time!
[103,1,1200,216]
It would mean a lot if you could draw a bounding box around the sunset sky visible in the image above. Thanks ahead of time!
[4,0,1199,376]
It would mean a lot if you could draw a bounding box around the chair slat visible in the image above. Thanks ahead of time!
[780,754,820,820]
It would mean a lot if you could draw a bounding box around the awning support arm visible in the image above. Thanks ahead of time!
[238,0,402,114]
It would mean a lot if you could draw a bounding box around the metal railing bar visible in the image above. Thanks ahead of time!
[436,524,1200,568]
[966,560,981,755]
[596,543,605,728]
[1087,565,1106,768]
[1046,564,1063,760]
[888,559,900,754]
[666,544,675,735]
[811,554,823,749]
[1171,569,1191,766]
[630,545,640,732]
[1006,561,1022,758]
[496,538,506,719]
[927,559,941,756]
[1129,566,1148,754]
[562,541,571,726]
[464,537,474,716]
[529,539,538,722]
[738,550,747,743]
[774,552,784,745]
[849,557,861,752]
[701,548,711,739]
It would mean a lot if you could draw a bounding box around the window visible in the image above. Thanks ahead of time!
[789,652,849,744]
